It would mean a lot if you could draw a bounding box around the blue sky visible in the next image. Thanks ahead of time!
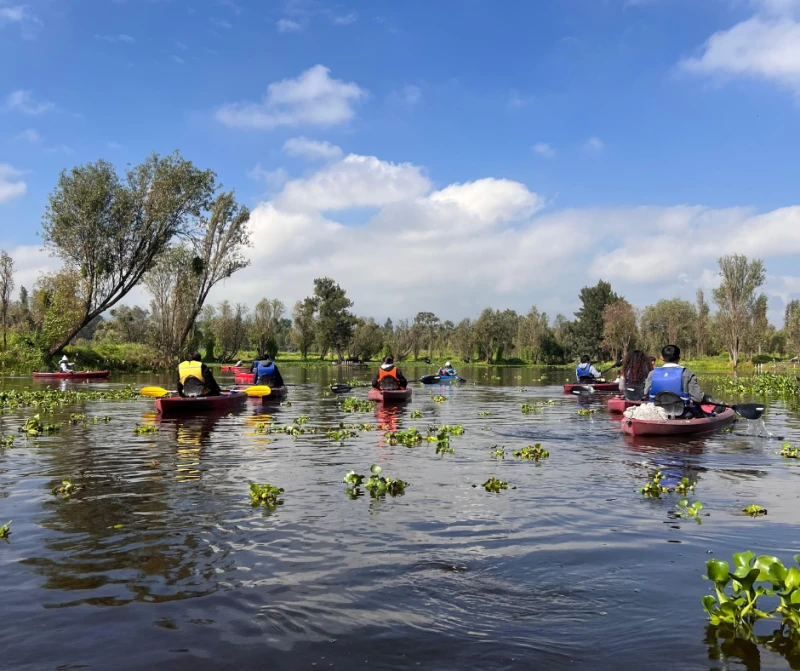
[2,0,800,323]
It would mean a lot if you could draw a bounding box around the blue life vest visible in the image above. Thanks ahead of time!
[255,360,276,378]
[648,366,690,403]
[576,363,594,381]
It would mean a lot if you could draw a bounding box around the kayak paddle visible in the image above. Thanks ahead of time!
[140,385,272,398]
[330,384,353,394]
[705,398,766,420]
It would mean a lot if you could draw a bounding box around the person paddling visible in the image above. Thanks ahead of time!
[618,350,650,401]
[438,361,457,376]
[372,356,408,390]
[251,356,284,388]
[59,355,74,373]
[576,355,602,382]
[644,344,706,417]
[177,352,222,397]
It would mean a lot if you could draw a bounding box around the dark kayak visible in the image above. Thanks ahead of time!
[368,388,412,403]
[621,404,735,436]
[563,382,618,394]
[155,390,247,414]
[33,371,110,380]
[608,396,642,413]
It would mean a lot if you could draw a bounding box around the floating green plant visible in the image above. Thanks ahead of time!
[0,520,10,539]
[577,408,597,416]
[295,415,310,425]
[341,397,376,413]
[20,414,61,436]
[743,504,767,517]
[431,425,464,436]
[513,444,549,461]
[676,499,703,523]
[780,442,799,459]
[675,477,697,494]
[702,552,800,637]
[0,435,14,447]
[409,410,422,419]
[133,424,158,435]
[481,476,509,493]
[344,465,409,497]
[249,483,284,507]
[387,427,423,447]
[478,411,492,417]
[0,387,139,412]
[431,395,448,403]
[51,478,82,499]
[640,470,670,497]
[489,445,505,458]
[435,439,455,454]
[711,373,800,397]
[68,413,87,424]
[326,427,358,442]
[357,423,375,431]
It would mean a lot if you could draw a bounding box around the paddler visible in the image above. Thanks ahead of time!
[438,361,457,376]
[575,355,602,382]
[177,352,222,397]
[58,355,73,373]
[644,344,706,417]
[372,356,408,390]
[251,356,285,388]
[618,349,650,401]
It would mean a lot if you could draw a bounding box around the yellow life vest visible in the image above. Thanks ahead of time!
[179,360,205,385]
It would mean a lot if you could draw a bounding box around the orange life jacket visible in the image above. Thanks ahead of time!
[378,367,399,383]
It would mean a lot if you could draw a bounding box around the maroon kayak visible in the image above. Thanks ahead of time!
[221,366,250,374]
[368,388,412,403]
[621,404,736,436]
[234,372,255,385]
[33,370,110,380]
[155,390,247,414]
[563,382,618,394]
[608,396,642,413]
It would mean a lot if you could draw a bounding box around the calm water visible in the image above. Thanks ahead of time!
[1,365,800,670]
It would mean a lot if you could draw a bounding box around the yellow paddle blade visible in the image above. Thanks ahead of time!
[140,386,172,398]
[242,385,271,397]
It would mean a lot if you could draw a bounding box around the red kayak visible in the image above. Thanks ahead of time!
[563,382,618,394]
[234,372,254,385]
[368,388,412,403]
[155,390,247,414]
[221,366,250,374]
[621,405,736,436]
[33,370,110,380]
[608,396,642,413]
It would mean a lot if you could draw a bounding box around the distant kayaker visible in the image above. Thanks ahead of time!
[234,359,243,367]
[618,350,650,401]
[177,352,222,397]
[644,344,705,416]
[576,356,602,382]
[372,356,408,390]
[58,355,73,373]
[251,357,284,388]
[438,361,457,376]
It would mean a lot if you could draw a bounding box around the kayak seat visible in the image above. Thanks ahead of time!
[654,391,686,419]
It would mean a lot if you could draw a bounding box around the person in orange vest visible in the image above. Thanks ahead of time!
[372,356,408,390]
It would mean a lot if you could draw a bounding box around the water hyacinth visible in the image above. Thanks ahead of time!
[249,483,284,507]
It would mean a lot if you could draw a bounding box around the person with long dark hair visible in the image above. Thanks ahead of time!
[619,349,650,400]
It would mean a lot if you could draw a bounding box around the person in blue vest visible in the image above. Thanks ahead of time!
[576,355,602,382]
[251,356,285,389]
[438,361,457,376]
[644,344,705,416]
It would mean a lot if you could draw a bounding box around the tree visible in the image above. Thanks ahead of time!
[41,152,216,356]
[348,317,384,361]
[291,299,316,359]
[31,270,85,354]
[712,254,766,369]
[452,318,474,362]
[0,250,13,350]
[385,318,414,360]
[748,294,770,357]
[572,280,619,358]
[13,285,32,330]
[640,299,697,355]
[602,300,637,360]
[785,300,800,358]
[94,305,150,344]
[695,289,710,357]
[213,301,248,361]
[473,308,517,363]
[413,311,440,357]
[517,306,549,363]
[249,298,285,358]
[311,277,355,362]
[175,191,251,351]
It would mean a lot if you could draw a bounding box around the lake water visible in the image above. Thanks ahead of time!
[1,365,799,670]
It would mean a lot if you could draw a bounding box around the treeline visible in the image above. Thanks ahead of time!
[0,154,793,370]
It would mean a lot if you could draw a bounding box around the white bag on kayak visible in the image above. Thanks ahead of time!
[623,403,668,421]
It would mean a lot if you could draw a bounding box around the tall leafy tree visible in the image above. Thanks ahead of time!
[291,299,316,359]
[695,289,710,357]
[748,294,770,357]
[249,298,285,358]
[213,301,248,361]
[640,299,697,355]
[572,280,619,358]
[41,152,216,356]
[0,250,14,350]
[602,300,637,360]
[712,254,766,369]
[311,278,355,362]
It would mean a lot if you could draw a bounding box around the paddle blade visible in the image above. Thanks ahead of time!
[140,386,171,398]
[330,384,352,394]
[242,385,271,397]
[571,386,592,396]
[733,403,766,420]
[420,375,441,385]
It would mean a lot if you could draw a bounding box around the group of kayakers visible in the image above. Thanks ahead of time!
[577,344,707,417]
[177,353,284,397]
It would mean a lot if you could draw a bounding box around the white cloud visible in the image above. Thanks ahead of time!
[0,6,24,22]
[0,244,59,296]
[0,164,26,202]
[282,136,343,160]
[4,90,54,115]
[215,65,367,130]
[0,5,40,38]
[12,128,40,143]
[533,142,555,158]
[276,18,302,32]
[585,137,605,152]
[248,163,289,190]
[332,13,357,25]
[94,33,136,44]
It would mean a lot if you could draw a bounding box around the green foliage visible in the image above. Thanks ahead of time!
[310,277,356,362]
[743,504,768,517]
[431,395,447,403]
[0,520,10,539]
[387,427,423,447]
[481,476,509,493]
[409,410,422,418]
[489,445,505,458]
[133,424,158,434]
[577,408,596,416]
[711,373,800,397]
[478,411,492,417]
[0,386,139,411]
[249,483,284,507]
[640,470,669,497]
[513,444,550,461]
[780,442,799,458]
[676,499,703,523]
[341,397,376,413]
[20,414,60,436]
[344,464,409,497]
[326,427,358,442]
[68,413,87,424]
[572,280,620,358]
[0,435,14,447]
[674,477,697,494]
[51,478,82,499]
[521,400,554,414]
